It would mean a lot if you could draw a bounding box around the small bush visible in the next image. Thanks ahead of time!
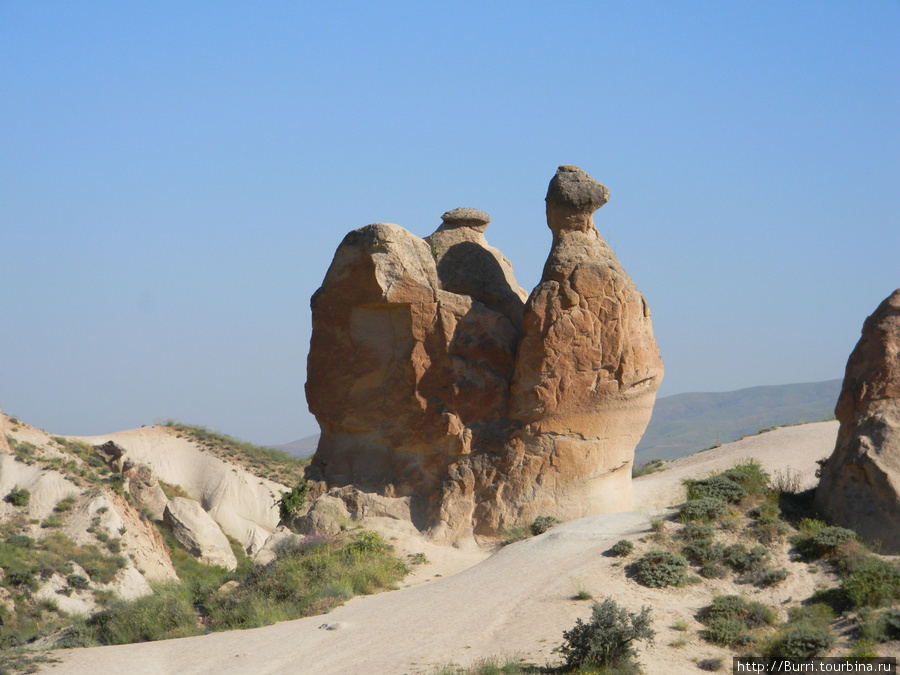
[722,544,768,572]
[792,521,856,560]
[702,616,744,646]
[697,658,723,671]
[756,566,790,587]
[277,479,309,523]
[346,531,389,555]
[684,475,745,503]
[768,624,834,658]
[560,597,655,670]
[530,516,559,536]
[6,534,34,548]
[722,461,770,498]
[679,497,728,522]
[632,459,665,478]
[842,557,900,608]
[4,487,30,507]
[679,522,714,541]
[681,538,724,564]
[54,496,77,513]
[66,574,90,590]
[699,595,776,647]
[609,540,634,557]
[700,561,728,579]
[41,514,63,528]
[633,550,689,588]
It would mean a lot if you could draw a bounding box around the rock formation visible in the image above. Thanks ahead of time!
[306,166,663,541]
[815,289,900,551]
[163,497,238,571]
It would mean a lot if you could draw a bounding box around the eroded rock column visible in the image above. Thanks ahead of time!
[815,289,900,552]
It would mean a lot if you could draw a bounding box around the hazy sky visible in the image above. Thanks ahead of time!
[2,3,897,445]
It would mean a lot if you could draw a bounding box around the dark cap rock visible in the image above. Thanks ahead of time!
[440,208,491,231]
[546,165,609,213]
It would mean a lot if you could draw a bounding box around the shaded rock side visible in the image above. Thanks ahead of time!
[815,289,900,551]
[163,497,238,571]
[306,167,662,541]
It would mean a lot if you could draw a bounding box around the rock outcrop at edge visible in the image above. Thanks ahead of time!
[815,288,900,552]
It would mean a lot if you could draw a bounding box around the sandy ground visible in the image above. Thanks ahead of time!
[40,422,842,675]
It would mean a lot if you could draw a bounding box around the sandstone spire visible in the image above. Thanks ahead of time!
[815,289,900,551]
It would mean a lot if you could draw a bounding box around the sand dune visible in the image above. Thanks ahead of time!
[42,422,841,675]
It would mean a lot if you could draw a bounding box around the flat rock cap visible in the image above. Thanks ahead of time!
[546,165,609,213]
[440,207,491,228]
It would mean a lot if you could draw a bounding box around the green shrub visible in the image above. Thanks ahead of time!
[530,516,559,536]
[66,574,90,590]
[841,557,900,608]
[791,520,856,560]
[756,566,790,587]
[679,522,714,541]
[559,597,655,669]
[277,480,309,523]
[699,595,776,647]
[700,561,728,579]
[702,616,744,646]
[697,658,723,671]
[700,595,776,628]
[41,514,63,528]
[681,538,724,564]
[633,550,689,588]
[632,459,665,478]
[684,474,745,503]
[768,624,834,658]
[6,535,34,549]
[722,544,768,572]
[347,531,389,555]
[54,496,77,513]
[679,497,728,522]
[722,461,770,498]
[4,487,30,507]
[609,540,634,557]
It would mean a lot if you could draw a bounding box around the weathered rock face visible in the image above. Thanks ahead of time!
[306,166,663,541]
[815,289,900,551]
[163,497,238,571]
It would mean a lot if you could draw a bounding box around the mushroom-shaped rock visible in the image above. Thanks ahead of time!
[815,289,900,551]
[163,497,237,571]
[440,207,491,231]
[545,165,610,235]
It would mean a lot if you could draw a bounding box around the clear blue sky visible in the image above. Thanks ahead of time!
[2,2,897,445]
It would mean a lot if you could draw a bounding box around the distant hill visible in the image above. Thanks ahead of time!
[634,379,841,463]
[270,433,320,458]
[277,379,842,464]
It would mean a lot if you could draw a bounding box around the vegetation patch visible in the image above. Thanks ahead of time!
[632,550,689,588]
[560,597,654,671]
[530,516,560,536]
[162,421,308,486]
[698,595,776,647]
[765,604,836,658]
[55,529,408,648]
[632,459,666,478]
